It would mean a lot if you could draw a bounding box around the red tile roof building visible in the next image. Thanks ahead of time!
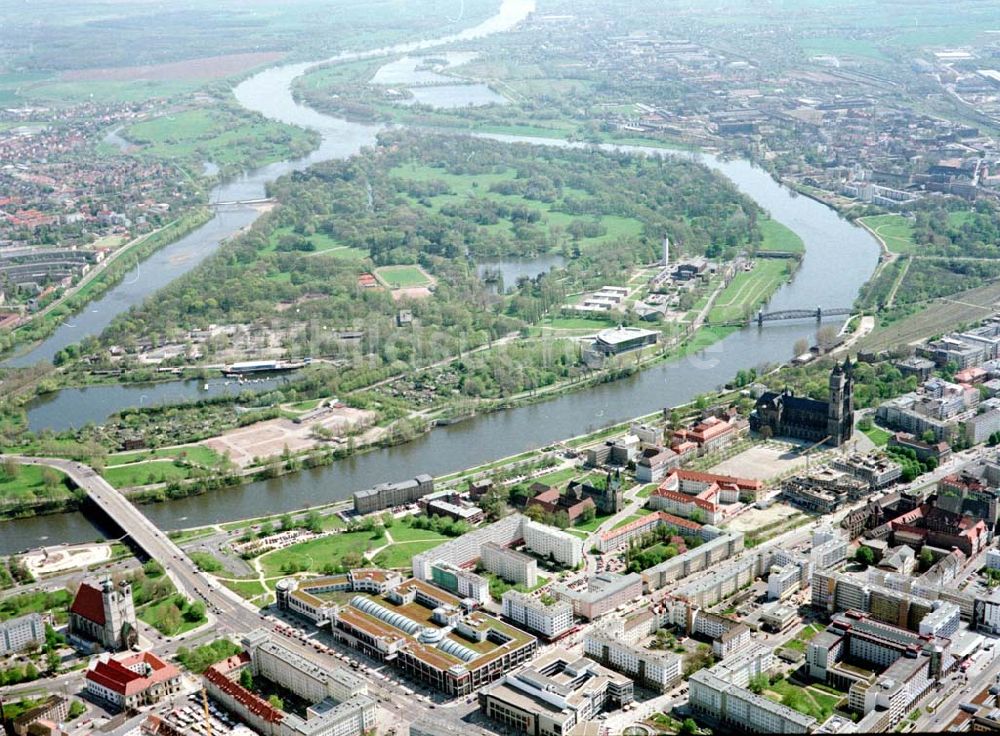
[647,470,762,525]
[84,651,181,710]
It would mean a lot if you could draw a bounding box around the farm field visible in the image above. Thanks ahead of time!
[708,260,790,323]
[860,279,1000,353]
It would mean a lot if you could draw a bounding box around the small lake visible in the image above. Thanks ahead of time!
[476,254,567,290]
[371,51,507,109]
[26,375,294,433]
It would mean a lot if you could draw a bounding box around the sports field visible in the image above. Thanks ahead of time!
[374,264,434,289]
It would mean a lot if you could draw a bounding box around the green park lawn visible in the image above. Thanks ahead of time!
[138,597,206,637]
[858,214,918,255]
[758,218,805,253]
[862,425,892,447]
[764,677,843,722]
[259,530,386,577]
[0,465,71,503]
[101,460,193,489]
[708,260,790,323]
[372,540,446,569]
[374,264,434,289]
[106,445,222,467]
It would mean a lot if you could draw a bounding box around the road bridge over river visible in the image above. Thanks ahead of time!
[3,455,262,633]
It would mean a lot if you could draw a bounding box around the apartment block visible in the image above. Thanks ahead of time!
[501,591,574,640]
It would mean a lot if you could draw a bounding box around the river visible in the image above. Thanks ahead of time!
[0,0,879,553]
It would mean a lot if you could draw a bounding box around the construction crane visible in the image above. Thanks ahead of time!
[201,689,213,736]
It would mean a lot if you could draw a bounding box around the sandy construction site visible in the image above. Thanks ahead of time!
[202,405,379,467]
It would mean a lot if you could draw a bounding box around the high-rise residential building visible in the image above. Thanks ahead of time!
[501,591,574,640]
[0,612,44,655]
[481,542,538,587]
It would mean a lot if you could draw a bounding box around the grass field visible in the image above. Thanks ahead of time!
[138,597,206,637]
[259,530,384,577]
[107,446,221,467]
[0,465,71,504]
[708,260,790,323]
[637,483,659,499]
[764,677,842,722]
[862,425,892,447]
[386,525,448,544]
[264,226,368,260]
[573,511,615,533]
[860,279,1000,353]
[102,460,193,489]
[532,467,582,487]
[123,106,315,172]
[758,219,805,253]
[373,540,446,568]
[374,264,433,289]
[859,214,917,255]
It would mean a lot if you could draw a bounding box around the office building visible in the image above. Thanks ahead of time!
[584,624,682,692]
[479,648,633,736]
[411,515,582,581]
[689,645,815,733]
[551,573,642,620]
[84,651,182,711]
[330,578,537,696]
[353,474,433,514]
[205,636,376,736]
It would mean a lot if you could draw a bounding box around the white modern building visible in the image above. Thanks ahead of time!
[584,628,682,692]
[481,543,538,587]
[501,591,574,640]
[0,613,43,655]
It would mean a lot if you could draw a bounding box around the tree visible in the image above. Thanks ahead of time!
[918,547,935,572]
[855,546,875,567]
[748,673,769,694]
[524,503,546,523]
[2,457,20,480]
[68,701,86,720]
[793,338,809,358]
[679,718,699,736]
[268,694,284,710]
[46,651,61,673]
[816,324,839,352]
[240,667,254,689]
[185,601,206,623]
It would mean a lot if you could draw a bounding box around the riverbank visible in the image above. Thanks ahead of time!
[1,209,213,367]
[0,0,881,553]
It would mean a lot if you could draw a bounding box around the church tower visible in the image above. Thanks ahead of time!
[826,359,854,446]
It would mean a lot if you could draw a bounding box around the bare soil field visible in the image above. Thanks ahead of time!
[710,442,811,481]
[202,406,378,467]
[61,52,284,82]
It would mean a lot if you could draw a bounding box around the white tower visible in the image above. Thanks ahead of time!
[663,236,670,269]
